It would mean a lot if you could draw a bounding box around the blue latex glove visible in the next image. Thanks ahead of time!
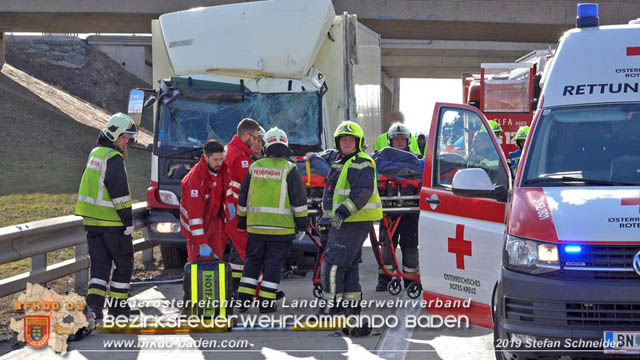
[227,203,236,221]
[199,245,213,258]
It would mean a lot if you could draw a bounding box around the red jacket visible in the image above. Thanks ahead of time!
[224,135,253,205]
[180,155,229,258]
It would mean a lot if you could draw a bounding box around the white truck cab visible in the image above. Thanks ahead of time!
[419,4,640,358]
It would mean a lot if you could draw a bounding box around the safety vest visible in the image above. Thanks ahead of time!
[333,152,383,222]
[508,149,522,177]
[75,146,131,227]
[246,157,305,235]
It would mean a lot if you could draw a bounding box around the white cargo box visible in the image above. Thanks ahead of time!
[159,0,334,78]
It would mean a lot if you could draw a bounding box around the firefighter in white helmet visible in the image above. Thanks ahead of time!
[236,127,308,313]
[376,122,420,291]
[75,113,139,321]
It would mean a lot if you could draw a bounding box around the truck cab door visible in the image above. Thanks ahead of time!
[419,103,511,329]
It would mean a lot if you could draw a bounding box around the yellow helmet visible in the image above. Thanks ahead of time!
[334,121,364,152]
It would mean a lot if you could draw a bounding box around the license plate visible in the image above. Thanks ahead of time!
[604,331,640,354]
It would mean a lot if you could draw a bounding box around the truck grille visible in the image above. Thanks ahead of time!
[548,245,640,280]
[505,297,640,327]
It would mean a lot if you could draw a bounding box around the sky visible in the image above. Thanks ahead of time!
[399,78,462,136]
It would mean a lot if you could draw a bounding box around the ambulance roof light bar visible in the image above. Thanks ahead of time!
[576,3,599,28]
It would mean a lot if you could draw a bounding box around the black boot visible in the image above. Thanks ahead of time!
[259,300,277,314]
[108,299,140,318]
[376,274,391,292]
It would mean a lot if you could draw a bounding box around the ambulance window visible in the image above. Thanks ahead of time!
[523,104,640,185]
[434,107,509,189]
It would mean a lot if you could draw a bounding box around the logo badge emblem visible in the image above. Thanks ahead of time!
[633,250,640,276]
[24,315,50,348]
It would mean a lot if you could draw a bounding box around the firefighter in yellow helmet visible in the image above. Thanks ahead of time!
[236,127,308,313]
[75,113,138,321]
[508,126,530,177]
[315,121,382,315]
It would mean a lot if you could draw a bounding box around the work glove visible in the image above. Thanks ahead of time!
[199,245,213,258]
[331,214,345,230]
[227,203,236,221]
[124,225,135,236]
[296,231,306,241]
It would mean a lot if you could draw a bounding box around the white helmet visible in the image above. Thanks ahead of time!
[102,113,138,141]
[388,122,411,141]
[263,127,288,149]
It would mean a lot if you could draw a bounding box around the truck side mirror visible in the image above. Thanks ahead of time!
[127,89,145,127]
[452,168,507,202]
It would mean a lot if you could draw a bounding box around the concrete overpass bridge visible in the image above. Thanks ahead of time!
[0,0,638,116]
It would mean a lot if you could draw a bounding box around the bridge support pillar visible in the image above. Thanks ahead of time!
[0,33,5,70]
[382,71,401,131]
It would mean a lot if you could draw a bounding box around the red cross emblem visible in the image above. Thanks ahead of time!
[621,192,640,213]
[448,224,472,270]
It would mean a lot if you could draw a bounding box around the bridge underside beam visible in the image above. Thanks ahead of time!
[0,13,573,43]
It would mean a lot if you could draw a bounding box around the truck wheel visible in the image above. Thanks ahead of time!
[160,244,187,268]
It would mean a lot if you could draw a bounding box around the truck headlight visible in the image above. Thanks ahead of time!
[504,235,560,274]
[159,190,179,205]
[154,222,181,233]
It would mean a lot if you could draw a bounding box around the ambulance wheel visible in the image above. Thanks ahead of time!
[406,282,422,299]
[387,279,402,295]
[313,283,323,299]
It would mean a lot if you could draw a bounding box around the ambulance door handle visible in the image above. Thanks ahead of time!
[425,198,440,205]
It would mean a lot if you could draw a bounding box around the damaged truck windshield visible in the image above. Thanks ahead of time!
[155,79,323,153]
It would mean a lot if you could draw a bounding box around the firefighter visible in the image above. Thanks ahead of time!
[417,133,427,158]
[180,139,231,262]
[508,126,530,177]
[374,111,421,156]
[236,127,308,313]
[319,121,382,315]
[75,113,138,320]
[375,123,420,291]
[488,120,503,139]
[224,118,265,290]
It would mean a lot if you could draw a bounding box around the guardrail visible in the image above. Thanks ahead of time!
[0,202,152,298]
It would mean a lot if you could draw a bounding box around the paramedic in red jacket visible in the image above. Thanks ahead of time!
[224,118,264,288]
[180,139,230,261]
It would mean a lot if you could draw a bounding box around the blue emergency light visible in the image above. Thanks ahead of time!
[564,245,582,254]
[576,3,599,28]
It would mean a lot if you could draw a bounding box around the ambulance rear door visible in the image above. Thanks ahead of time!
[419,103,511,329]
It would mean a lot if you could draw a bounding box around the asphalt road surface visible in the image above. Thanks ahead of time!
[1,239,497,360]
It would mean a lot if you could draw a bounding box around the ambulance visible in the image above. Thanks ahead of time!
[419,4,640,358]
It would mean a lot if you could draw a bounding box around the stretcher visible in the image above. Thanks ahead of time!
[298,158,423,299]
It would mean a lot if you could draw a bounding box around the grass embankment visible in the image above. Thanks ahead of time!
[0,66,158,346]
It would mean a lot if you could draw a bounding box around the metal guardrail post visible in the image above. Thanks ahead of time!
[31,253,47,286]
[74,242,89,295]
[142,228,154,269]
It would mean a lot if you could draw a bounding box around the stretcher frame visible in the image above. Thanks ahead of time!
[305,193,423,299]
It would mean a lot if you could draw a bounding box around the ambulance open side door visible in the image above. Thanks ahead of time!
[419,103,511,329]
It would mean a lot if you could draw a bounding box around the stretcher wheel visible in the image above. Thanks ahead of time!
[387,279,402,295]
[313,283,323,299]
[406,281,422,299]
[283,270,295,279]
